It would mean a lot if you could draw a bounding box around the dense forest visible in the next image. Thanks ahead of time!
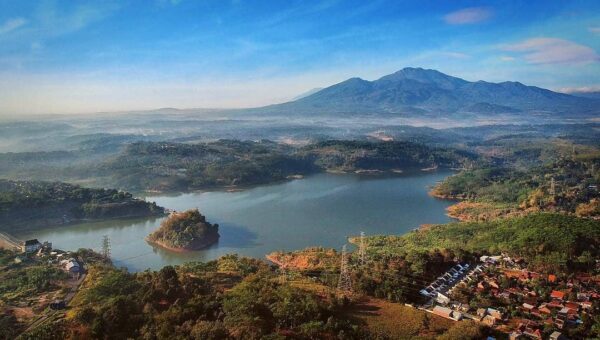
[0,139,477,192]
[147,209,220,251]
[0,180,164,231]
[431,140,600,220]
[10,253,485,340]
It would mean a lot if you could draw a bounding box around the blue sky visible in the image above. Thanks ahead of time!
[0,0,599,114]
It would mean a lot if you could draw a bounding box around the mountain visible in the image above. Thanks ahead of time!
[258,67,599,119]
[291,87,324,101]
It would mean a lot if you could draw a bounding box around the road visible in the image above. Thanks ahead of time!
[21,265,87,335]
[0,231,21,250]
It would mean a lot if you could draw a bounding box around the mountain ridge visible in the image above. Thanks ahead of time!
[259,67,599,119]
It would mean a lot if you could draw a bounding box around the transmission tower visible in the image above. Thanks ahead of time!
[101,235,111,260]
[550,177,556,196]
[337,245,352,295]
[358,231,367,265]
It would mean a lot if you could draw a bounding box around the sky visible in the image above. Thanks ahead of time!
[0,0,599,115]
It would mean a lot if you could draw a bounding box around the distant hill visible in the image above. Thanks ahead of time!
[255,67,599,119]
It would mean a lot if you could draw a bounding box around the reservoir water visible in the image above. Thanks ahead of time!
[17,171,454,271]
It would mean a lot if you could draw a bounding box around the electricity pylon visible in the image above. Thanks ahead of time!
[337,245,352,295]
[358,231,367,265]
[101,235,111,260]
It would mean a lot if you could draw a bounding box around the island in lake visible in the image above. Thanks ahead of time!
[146,209,220,251]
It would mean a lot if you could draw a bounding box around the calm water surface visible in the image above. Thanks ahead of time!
[18,171,454,271]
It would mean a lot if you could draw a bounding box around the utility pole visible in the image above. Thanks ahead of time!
[550,177,556,196]
[358,231,367,265]
[101,235,111,260]
[337,245,352,295]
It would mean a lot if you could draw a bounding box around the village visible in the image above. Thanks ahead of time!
[419,254,599,340]
[0,236,94,334]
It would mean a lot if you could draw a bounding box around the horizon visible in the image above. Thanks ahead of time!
[1,0,599,115]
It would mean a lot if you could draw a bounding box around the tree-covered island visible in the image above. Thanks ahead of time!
[146,209,220,251]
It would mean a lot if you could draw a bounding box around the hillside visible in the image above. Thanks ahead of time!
[0,180,165,231]
[257,67,599,119]
[147,209,220,251]
[89,139,474,192]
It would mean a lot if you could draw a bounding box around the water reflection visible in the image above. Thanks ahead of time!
[19,171,454,272]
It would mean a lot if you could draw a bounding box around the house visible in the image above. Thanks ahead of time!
[522,303,535,310]
[564,302,579,312]
[21,239,42,253]
[538,304,552,315]
[523,327,542,339]
[487,308,504,320]
[432,306,453,319]
[436,292,451,304]
[549,331,566,340]
[432,306,461,320]
[509,332,526,340]
[482,315,496,326]
[60,258,81,274]
[551,290,565,300]
[548,274,557,283]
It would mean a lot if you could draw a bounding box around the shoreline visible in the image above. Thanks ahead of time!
[143,168,451,196]
[145,234,220,253]
[3,211,167,238]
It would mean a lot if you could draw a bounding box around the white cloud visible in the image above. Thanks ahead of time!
[558,86,600,93]
[0,17,27,35]
[499,56,515,62]
[440,52,470,59]
[502,38,599,65]
[589,26,600,35]
[444,7,492,25]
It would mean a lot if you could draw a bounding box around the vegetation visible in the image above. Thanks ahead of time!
[298,140,476,172]
[0,180,164,231]
[147,209,220,250]
[432,141,600,220]
[366,213,599,272]
[0,248,73,338]
[62,256,370,339]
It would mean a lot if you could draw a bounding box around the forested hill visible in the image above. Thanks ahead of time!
[95,140,476,192]
[298,140,475,171]
[0,180,165,231]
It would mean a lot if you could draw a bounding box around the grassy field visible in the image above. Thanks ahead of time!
[348,297,454,339]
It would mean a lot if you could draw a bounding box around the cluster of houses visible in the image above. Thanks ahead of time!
[19,238,82,276]
[426,254,599,339]
[419,262,472,305]
[416,254,599,339]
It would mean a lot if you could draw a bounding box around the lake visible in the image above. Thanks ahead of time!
[18,171,455,271]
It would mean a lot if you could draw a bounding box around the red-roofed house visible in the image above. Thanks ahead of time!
[550,290,565,300]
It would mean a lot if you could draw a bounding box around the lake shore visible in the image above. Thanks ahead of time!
[145,233,220,253]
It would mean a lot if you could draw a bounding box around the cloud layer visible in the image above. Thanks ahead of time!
[444,7,492,25]
[503,38,599,65]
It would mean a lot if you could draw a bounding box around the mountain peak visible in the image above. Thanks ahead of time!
[376,67,468,90]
